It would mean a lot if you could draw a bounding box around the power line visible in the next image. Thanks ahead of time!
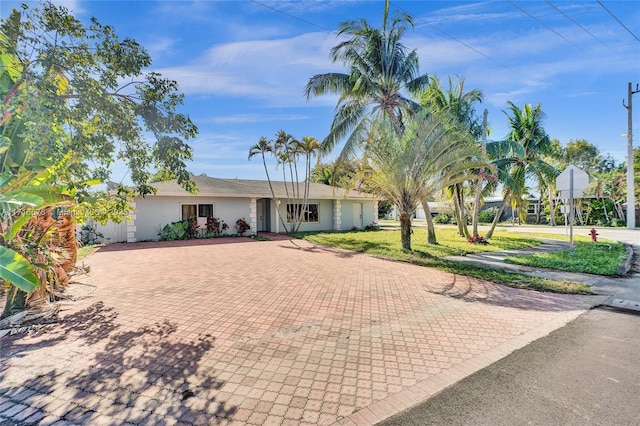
[507,0,574,45]
[596,0,640,43]
[250,0,335,34]
[544,0,609,47]
[390,1,506,68]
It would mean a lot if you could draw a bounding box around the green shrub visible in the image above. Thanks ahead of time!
[434,212,455,224]
[612,218,625,227]
[478,206,498,223]
[378,200,394,219]
[79,223,104,245]
[159,221,189,240]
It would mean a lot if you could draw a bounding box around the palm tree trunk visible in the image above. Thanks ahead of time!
[615,201,625,221]
[472,109,488,237]
[262,154,289,233]
[602,197,609,222]
[453,184,470,238]
[421,199,437,244]
[400,214,412,251]
[485,195,509,239]
[471,180,483,237]
[548,185,556,226]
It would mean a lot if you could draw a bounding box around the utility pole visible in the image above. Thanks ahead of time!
[623,82,639,229]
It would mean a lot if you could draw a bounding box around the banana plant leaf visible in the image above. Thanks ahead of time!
[0,245,39,293]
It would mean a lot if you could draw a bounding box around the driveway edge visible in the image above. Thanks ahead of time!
[334,297,608,426]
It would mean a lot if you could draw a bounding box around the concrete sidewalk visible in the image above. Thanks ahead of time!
[445,238,640,313]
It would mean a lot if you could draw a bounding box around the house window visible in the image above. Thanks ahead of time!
[182,204,197,221]
[287,203,319,223]
[198,204,213,218]
[182,204,214,221]
[527,203,538,215]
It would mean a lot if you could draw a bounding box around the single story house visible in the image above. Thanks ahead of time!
[121,176,377,242]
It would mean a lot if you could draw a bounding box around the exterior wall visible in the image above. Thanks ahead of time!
[214,198,253,234]
[133,195,376,240]
[273,199,334,232]
[339,199,377,230]
[134,196,252,241]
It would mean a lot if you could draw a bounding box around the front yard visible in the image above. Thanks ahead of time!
[297,228,594,294]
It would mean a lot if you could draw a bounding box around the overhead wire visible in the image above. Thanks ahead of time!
[252,0,507,68]
[543,0,609,48]
[390,1,506,68]
[506,0,574,44]
[250,0,335,34]
[596,0,640,43]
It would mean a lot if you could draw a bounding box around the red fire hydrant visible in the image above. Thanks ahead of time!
[589,228,598,242]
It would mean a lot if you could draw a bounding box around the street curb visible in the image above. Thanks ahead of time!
[617,243,634,276]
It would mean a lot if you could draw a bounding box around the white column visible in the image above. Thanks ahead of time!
[373,200,379,224]
[249,198,257,236]
[333,200,341,231]
[275,199,280,234]
[127,200,137,243]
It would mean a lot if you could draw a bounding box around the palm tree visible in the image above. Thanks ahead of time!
[297,136,322,229]
[364,111,486,250]
[248,137,289,232]
[249,132,321,234]
[485,102,558,238]
[419,75,485,241]
[304,0,429,159]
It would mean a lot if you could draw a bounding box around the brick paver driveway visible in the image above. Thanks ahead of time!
[1,237,602,425]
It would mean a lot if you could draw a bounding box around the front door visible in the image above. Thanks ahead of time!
[353,203,363,229]
[257,200,265,232]
[257,199,270,232]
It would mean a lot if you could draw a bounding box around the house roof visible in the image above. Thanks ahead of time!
[147,175,374,200]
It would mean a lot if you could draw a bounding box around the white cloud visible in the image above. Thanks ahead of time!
[208,113,311,124]
[143,36,178,58]
[153,31,344,106]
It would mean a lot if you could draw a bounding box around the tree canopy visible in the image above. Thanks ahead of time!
[1,3,198,197]
[304,0,429,158]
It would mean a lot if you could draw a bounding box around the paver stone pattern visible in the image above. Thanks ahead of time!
[0,238,600,425]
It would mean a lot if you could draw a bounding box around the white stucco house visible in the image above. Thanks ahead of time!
[119,175,377,242]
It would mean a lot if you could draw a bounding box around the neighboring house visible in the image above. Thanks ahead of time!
[388,196,539,222]
[120,176,377,242]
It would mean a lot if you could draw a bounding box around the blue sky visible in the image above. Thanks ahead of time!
[3,0,640,183]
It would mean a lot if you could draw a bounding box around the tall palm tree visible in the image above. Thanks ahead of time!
[298,136,322,228]
[304,0,429,159]
[420,75,485,241]
[249,137,289,232]
[364,111,486,250]
[485,102,558,238]
[249,132,321,234]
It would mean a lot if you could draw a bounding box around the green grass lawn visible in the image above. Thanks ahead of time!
[296,229,592,294]
[505,242,627,276]
[301,227,542,256]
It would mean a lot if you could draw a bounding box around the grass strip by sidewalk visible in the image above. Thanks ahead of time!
[296,229,592,294]
[505,241,627,276]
